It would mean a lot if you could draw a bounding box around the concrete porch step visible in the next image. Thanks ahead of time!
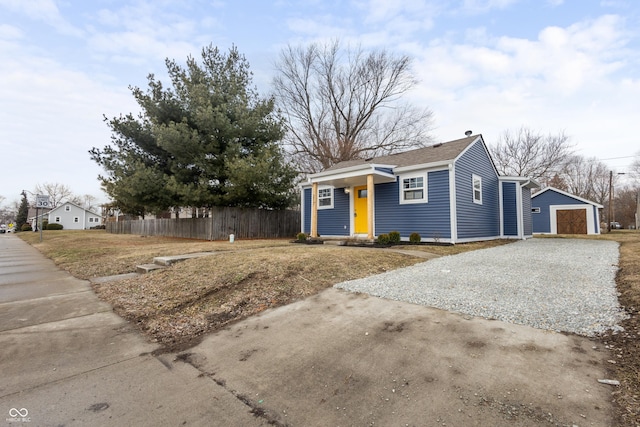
[136,264,166,274]
[153,252,218,266]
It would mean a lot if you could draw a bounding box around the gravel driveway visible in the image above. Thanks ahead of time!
[335,238,628,336]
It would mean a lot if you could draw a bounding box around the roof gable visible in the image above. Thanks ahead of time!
[48,201,100,215]
[532,187,603,208]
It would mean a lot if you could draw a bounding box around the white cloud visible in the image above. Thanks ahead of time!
[406,12,639,163]
[0,0,83,36]
[0,23,23,39]
[459,0,518,14]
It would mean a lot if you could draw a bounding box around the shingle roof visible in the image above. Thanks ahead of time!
[324,135,479,171]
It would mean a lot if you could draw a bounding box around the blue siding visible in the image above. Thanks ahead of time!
[532,189,591,233]
[455,141,500,239]
[302,187,350,236]
[522,187,532,236]
[502,182,518,236]
[375,170,451,239]
[303,188,311,234]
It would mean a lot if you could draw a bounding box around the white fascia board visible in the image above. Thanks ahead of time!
[394,160,452,173]
[532,186,604,208]
[308,165,396,185]
[499,176,540,189]
[309,163,396,180]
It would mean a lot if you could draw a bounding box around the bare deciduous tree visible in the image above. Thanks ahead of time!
[68,194,98,210]
[490,127,573,181]
[560,156,610,205]
[273,40,434,173]
[33,182,74,208]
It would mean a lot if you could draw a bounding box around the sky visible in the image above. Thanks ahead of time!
[1,0,639,207]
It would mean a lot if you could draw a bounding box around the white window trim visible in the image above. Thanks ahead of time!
[317,185,334,210]
[532,207,541,213]
[74,217,80,223]
[472,174,483,205]
[55,216,61,223]
[65,205,70,211]
[399,173,428,204]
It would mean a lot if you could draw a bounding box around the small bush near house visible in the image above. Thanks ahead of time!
[377,233,390,245]
[46,223,64,230]
[297,232,308,241]
[21,224,32,232]
[409,232,421,243]
[42,220,49,228]
[388,231,401,244]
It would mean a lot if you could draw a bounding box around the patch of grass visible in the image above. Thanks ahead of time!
[93,246,423,348]
[18,230,291,279]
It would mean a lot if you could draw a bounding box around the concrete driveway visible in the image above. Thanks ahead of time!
[1,235,618,426]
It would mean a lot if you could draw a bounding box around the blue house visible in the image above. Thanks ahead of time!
[531,187,603,235]
[300,134,539,243]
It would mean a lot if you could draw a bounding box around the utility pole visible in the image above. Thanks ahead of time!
[608,171,612,233]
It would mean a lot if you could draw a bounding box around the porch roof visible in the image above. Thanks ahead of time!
[307,164,397,188]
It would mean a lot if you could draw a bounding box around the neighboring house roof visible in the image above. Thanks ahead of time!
[532,187,604,208]
[47,201,101,216]
[324,134,478,172]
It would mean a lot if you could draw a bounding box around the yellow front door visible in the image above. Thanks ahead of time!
[354,186,368,234]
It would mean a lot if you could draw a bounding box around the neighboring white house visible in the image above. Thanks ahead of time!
[45,202,102,230]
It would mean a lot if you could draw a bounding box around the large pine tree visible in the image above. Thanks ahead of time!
[16,191,29,229]
[90,45,297,216]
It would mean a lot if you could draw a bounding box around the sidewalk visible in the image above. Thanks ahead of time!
[0,235,263,426]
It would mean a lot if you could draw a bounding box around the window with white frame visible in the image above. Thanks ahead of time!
[317,186,334,209]
[400,174,427,204]
[74,217,79,223]
[65,205,70,211]
[55,216,61,223]
[472,174,482,204]
[532,207,541,213]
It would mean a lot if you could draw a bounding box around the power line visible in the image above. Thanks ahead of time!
[598,155,640,161]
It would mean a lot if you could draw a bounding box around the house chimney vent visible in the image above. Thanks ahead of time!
[465,130,472,136]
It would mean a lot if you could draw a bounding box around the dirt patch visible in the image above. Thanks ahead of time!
[92,245,425,350]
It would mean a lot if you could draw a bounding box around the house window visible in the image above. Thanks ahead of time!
[65,205,70,212]
[89,217,95,223]
[472,174,482,204]
[74,217,79,223]
[400,174,427,204]
[318,186,334,209]
[55,216,61,223]
[532,207,541,213]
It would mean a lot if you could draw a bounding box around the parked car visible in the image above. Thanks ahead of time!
[610,222,622,229]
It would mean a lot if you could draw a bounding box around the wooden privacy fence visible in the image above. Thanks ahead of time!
[106,207,301,240]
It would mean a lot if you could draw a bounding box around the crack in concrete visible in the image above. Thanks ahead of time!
[174,352,289,426]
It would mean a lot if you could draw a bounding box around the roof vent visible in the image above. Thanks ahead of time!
[364,157,374,162]
[432,143,443,148]
[465,130,472,137]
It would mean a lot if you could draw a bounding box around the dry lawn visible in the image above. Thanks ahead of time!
[18,230,640,424]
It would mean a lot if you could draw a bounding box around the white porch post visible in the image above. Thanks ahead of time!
[367,174,374,240]
[311,182,318,238]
